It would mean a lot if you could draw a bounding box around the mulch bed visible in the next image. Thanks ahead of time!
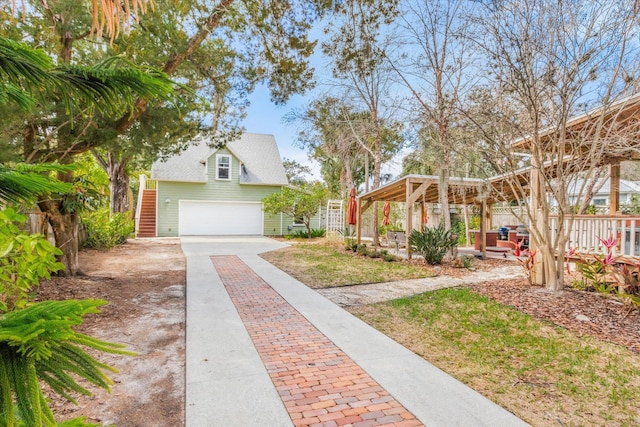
[469,278,640,353]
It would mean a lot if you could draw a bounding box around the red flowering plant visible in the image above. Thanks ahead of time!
[571,235,640,310]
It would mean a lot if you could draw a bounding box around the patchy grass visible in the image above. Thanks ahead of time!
[260,242,432,288]
[350,288,640,427]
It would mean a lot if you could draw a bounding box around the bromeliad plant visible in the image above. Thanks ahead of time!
[570,235,640,310]
[0,208,132,426]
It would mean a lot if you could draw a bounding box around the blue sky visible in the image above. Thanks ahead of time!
[238,20,408,183]
[240,82,408,182]
[240,84,314,174]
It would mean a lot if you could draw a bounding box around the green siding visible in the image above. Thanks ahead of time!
[280,205,325,236]
[156,148,284,237]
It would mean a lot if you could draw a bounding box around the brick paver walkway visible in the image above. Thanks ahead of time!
[211,255,423,427]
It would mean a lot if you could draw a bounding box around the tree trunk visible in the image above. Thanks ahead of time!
[37,200,80,276]
[438,126,452,230]
[107,156,131,214]
[439,166,451,230]
[462,204,471,245]
[93,150,132,215]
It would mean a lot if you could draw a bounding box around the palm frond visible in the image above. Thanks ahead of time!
[0,164,73,205]
[0,36,52,85]
[51,58,175,117]
[0,36,53,112]
[0,36,175,117]
[0,299,134,423]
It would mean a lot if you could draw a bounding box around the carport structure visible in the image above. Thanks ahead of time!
[356,93,640,266]
[355,175,490,258]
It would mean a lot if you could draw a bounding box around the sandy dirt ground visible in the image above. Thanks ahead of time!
[37,238,186,427]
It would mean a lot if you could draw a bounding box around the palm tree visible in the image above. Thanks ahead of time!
[7,0,153,42]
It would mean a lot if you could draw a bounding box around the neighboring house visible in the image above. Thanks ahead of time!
[562,178,640,210]
[146,132,321,237]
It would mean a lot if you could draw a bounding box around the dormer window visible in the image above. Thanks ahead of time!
[216,154,231,180]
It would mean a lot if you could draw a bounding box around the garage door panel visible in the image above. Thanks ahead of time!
[179,201,262,235]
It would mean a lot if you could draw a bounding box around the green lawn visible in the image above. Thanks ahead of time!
[352,289,640,426]
[260,242,432,288]
[262,242,640,426]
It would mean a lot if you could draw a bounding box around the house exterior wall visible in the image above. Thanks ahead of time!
[281,205,326,236]
[156,148,285,237]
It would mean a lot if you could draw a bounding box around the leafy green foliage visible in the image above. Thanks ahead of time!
[0,36,52,110]
[285,228,326,239]
[82,208,134,250]
[0,164,72,205]
[621,195,640,215]
[0,36,174,118]
[0,208,64,312]
[0,207,133,424]
[338,227,358,251]
[262,182,328,238]
[292,96,404,197]
[409,224,458,265]
[451,255,475,270]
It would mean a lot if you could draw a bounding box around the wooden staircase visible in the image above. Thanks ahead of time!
[137,189,157,238]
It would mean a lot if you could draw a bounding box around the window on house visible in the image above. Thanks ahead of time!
[216,154,231,180]
[593,198,607,206]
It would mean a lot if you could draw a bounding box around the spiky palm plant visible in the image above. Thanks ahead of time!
[0,299,132,426]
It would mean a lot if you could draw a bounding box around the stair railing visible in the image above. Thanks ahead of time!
[134,174,148,236]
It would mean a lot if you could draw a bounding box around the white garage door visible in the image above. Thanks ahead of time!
[178,201,263,235]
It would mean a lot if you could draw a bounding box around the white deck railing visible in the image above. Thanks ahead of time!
[549,215,640,256]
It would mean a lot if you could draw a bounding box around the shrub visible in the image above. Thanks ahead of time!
[452,255,475,270]
[82,208,134,249]
[311,228,326,238]
[344,241,358,252]
[409,224,458,265]
[0,208,64,311]
[356,244,369,256]
[286,228,327,239]
[338,227,357,250]
[382,253,398,262]
[570,235,640,310]
[368,250,381,259]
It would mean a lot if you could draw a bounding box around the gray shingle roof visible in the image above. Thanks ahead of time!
[151,133,289,185]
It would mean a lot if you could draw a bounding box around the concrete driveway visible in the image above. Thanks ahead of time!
[181,236,528,427]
